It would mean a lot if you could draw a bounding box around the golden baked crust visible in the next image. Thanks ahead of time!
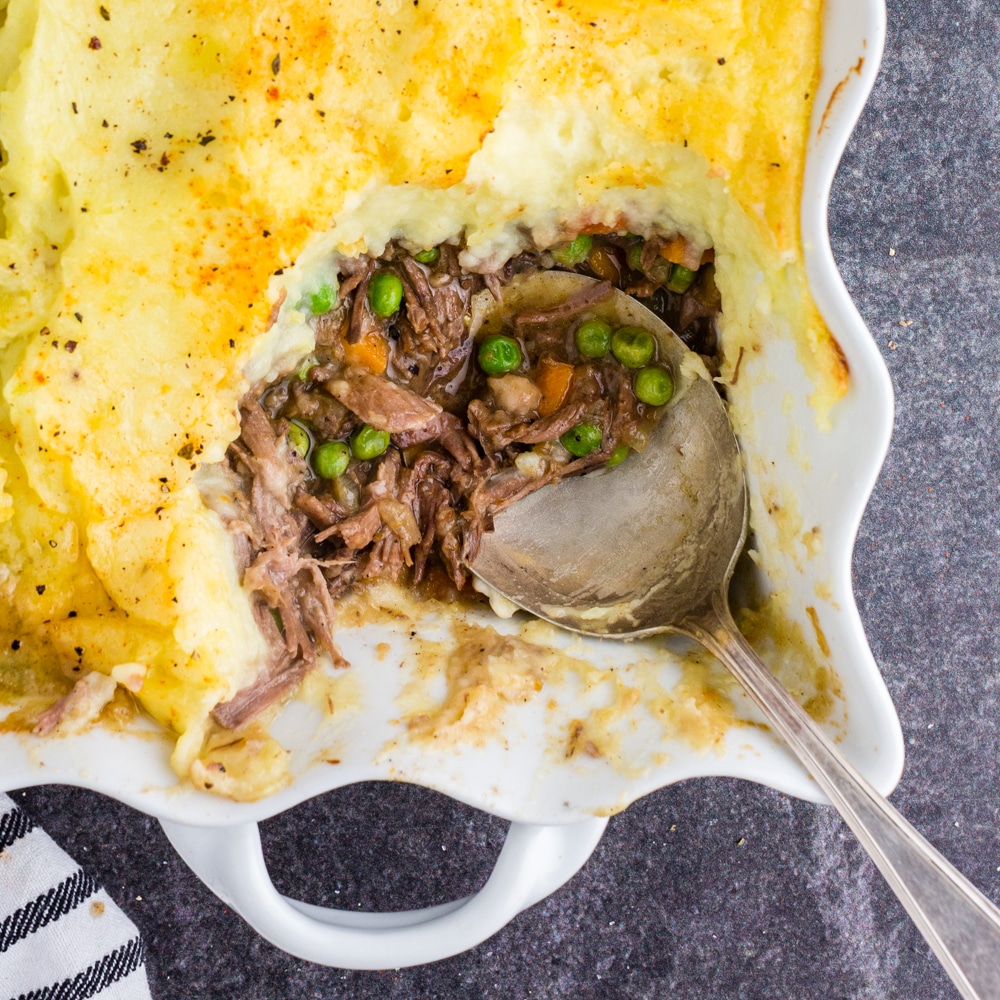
[0,0,839,789]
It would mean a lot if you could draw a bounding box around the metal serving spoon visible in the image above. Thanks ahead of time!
[469,270,1000,1000]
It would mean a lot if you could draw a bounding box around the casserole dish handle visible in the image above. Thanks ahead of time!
[160,816,608,969]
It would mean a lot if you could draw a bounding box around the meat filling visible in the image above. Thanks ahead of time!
[210,233,721,726]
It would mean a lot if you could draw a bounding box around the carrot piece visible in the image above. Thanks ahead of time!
[658,235,703,271]
[536,357,575,416]
[342,331,389,374]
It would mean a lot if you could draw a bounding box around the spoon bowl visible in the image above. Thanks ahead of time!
[472,270,745,638]
[470,271,1000,1000]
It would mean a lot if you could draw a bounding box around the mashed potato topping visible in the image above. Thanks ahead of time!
[0,0,838,793]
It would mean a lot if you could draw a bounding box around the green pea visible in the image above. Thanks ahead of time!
[477,334,522,375]
[349,424,390,461]
[634,366,674,406]
[308,283,336,315]
[611,326,656,368]
[667,264,698,294]
[368,271,404,318]
[606,443,630,468]
[413,246,440,264]
[626,242,644,272]
[287,421,311,458]
[313,440,351,478]
[550,234,594,267]
[560,422,603,457]
[574,318,612,358]
[294,354,317,381]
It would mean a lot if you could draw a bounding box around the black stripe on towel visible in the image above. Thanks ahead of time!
[0,868,99,953]
[14,936,146,1000]
[0,805,34,851]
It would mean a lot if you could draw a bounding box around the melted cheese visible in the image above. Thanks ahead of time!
[0,0,836,788]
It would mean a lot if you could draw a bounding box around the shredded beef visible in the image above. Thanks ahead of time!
[212,652,308,730]
[212,400,347,722]
[347,268,384,345]
[393,412,479,470]
[514,279,614,329]
[315,503,382,548]
[391,259,479,399]
[210,233,721,727]
[337,256,375,305]
[293,490,347,529]
[505,401,588,446]
[326,369,443,432]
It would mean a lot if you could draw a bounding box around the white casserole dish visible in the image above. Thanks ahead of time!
[0,0,900,970]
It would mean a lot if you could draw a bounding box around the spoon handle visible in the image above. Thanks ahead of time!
[686,600,1000,1000]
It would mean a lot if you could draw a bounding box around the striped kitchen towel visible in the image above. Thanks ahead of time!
[0,793,150,1000]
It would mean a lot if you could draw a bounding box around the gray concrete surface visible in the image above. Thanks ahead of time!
[15,1,1000,996]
